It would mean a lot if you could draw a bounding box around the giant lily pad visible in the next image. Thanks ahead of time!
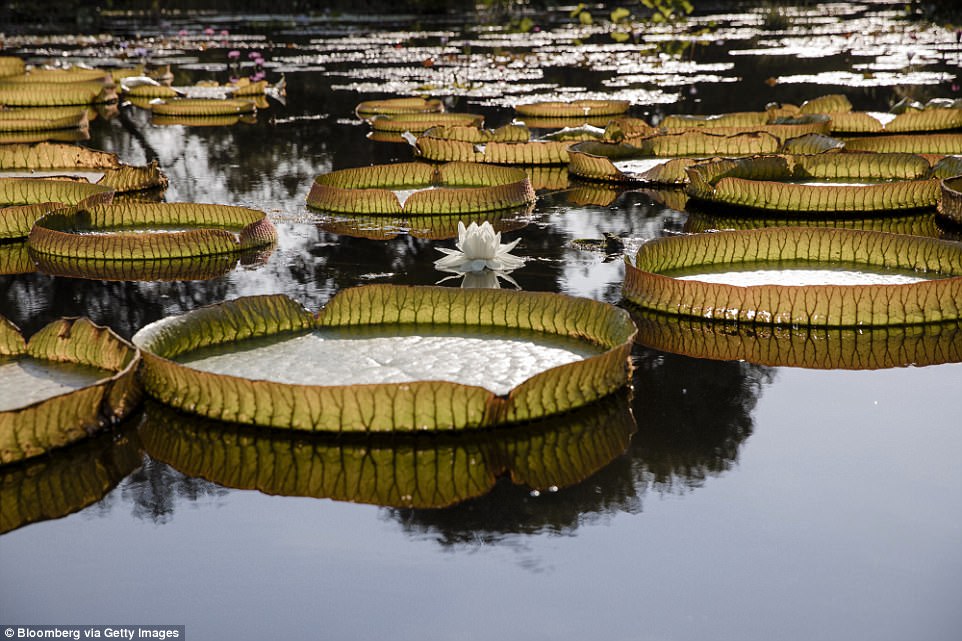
[841,133,962,155]
[369,112,484,134]
[316,207,530,241]
[0,426,141,534]
[1,68,112,85]
[28,202,276,261]
[132,286,636,432]
[515,99,630,118]
[416,136,574,165]
[307,162,536,214]
[0,179,114,238]
[660,113,831,142]
[686,153,941,212]
[623,227,962,326]
[0,57,26,78]
[683,210,953,240]
[0,106,89,132]
[30,251,241,282]
[568,131,781,185]
[631,309,962,370]
[0,81,116,106]
[0,143,168,194]
[356,97,444,118]
[940,175,962,225]
[0,316,141,465]
[149,98,256,117]
[139,392,633,509]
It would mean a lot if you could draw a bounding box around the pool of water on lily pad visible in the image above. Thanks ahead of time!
[2,4,961,641]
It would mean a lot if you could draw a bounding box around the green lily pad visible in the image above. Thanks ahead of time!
[0,81,116,106]
[132,286,636,432]
[0,106,90,132]
[568,131,781,185]
[307,162,536,214]
[0,142,168,194]
[0,316,141,465]
[684,210,954,240]
[515,99,630,118]
[355,97,444,118]
[415,136,575,165]
[0,57,26,78]
[623,227,962,326]
[686,153,941,213]
[369,112,484,133]
[841,133,962,155]
[30,251,241,282]
[149,98,257,117]
[28,202,276,261]
[940,175,962,225]
[139,392,634,509]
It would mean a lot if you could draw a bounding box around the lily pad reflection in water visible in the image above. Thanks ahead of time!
[139,392,634,509]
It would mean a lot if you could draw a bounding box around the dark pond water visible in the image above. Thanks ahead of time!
[2,3,961,640]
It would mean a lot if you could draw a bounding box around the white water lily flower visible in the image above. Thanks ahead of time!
[434,221,524,273]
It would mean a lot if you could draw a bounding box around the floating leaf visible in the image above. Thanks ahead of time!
[416,136,574,165]
[355,97,444,118]
[150,98,256,117]
[307,162,535,214]
[686,153,941,212]
[0,106,89,132]
[28,202,275,261]
[515,100,630,118]
[623,228,962,326]
[1,202,67,239]
[0,317,141,465]
[940,175,962,225]
[132,286,636,432]
[0,178,114,211]
[369,112,484,133]
[31,251,239,282]
[124,84,179,99]
[799,94,853,115]
[0,143,168,194]
[842,133,962,155]
[2,68,111,85]
[0,57,26,78]
[684,209,950,240]
[0,82,116,106]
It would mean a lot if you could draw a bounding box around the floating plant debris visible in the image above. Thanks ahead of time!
[132,286,636,432]
[623,227,962,326]
[0,316,141,465]
[307,162,535,214]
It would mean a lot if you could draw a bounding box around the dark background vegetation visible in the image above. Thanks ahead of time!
[1,0,955,31]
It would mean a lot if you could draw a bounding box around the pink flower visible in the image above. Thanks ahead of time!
[228,50,241,60]
[203,27,215,36]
